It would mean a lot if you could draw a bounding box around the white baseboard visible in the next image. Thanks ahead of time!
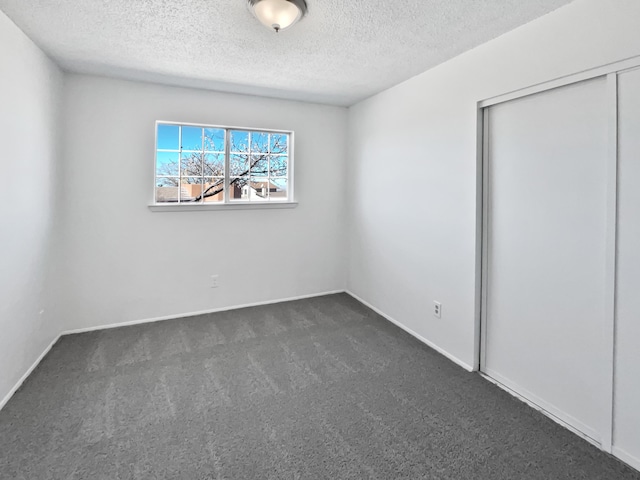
[62,290,347,335]
[0,333,61,411]
[480,375,640,473]
[613,446,640,473]
[345,290,474,372]
[483,373,640,472]
[480,371,601,448]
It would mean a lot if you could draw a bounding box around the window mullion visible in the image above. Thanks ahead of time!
[224,129,230,204]
[178,126,182,204]
[289,133,293,201]
[200,129,205,203]
[267,133,271,202]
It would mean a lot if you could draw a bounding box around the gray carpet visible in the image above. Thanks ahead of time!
[0,294,637,479]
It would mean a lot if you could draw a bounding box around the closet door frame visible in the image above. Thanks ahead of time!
[474,55,640,455]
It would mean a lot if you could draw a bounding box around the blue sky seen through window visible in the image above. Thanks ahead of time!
[157,125,287,154]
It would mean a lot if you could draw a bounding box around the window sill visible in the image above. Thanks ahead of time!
[148,201,298,212]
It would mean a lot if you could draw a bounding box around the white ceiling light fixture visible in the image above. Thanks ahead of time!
[247,0,308,33]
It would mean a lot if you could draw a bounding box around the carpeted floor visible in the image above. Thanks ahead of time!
[0,293,638,479]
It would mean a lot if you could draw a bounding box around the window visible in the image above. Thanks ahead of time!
[154,122,293,206]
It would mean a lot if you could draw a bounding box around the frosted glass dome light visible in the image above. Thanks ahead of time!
[247,0,308,32]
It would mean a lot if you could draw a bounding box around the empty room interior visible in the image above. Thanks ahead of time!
[2,0,640,478]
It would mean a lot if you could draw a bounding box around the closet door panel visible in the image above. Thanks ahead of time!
[484,77,609,441]
[613,67,640,464]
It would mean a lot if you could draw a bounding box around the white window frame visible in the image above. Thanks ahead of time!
[149,121,297,211]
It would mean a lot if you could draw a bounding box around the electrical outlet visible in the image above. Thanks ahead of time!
[210,274,219,288]
[434,301,442,318]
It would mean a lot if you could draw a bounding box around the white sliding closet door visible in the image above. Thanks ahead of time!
[483,77,609,443]
[613,67,640,465]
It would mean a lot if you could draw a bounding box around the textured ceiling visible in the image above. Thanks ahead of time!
[0,0,573,106]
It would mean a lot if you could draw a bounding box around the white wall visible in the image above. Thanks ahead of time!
[0,11,63,405]
[59,75,348,331]
[347,0,640,467]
